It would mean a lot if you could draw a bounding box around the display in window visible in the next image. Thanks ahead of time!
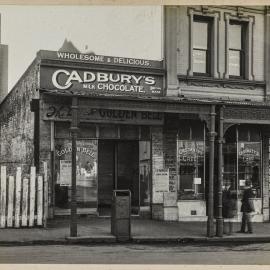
[55,139,98,209]
[238,142,261,197]
[177,141,205,200]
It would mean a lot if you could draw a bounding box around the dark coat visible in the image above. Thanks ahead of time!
[222,189,237,218]
[240,187,255,213]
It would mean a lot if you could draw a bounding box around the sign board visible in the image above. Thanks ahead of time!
[40,66,163,97]
[238,143,260,165]
[59,160,72,186]
[194,177,201,185]
[153,169,169,192]
[38,50,164,69]
[239,179,246,187]
[43,104,164,125]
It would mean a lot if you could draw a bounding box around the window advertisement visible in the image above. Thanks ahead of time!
[177,141,205,200]
[238,142,261,197]
[55,139,98,210]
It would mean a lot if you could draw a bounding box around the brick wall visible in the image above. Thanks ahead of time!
[0,59,39,174]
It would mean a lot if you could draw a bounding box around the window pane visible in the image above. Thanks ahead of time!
[229,23,242,50]
[193,49,207,74]
[193,21,208,49]
[238,142,261,197]
[229,50,241,76]
[177,140,205,200]
[55,139,98,209]
[223,143,237,190]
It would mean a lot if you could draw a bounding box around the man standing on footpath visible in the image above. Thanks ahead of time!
[238,179,255,234]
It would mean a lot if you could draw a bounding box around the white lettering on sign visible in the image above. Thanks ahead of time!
[56,52,151,67]
[51,69,156,90]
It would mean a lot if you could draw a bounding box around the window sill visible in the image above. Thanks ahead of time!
[178,75,266,89]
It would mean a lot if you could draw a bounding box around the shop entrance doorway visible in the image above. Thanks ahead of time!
[98,140,140,216]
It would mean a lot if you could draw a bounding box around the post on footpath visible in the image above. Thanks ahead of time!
[70,97,79,237]
[207,104,216,237]
[216,106,224,237]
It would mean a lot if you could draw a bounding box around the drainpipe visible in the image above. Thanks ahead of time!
[207,104,216,237]
[216,105,224,237]
[30,99,40,172]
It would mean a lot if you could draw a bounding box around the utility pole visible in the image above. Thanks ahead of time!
[70,97,79,237]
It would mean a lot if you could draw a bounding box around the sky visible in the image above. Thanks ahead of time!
[0,5,162,90]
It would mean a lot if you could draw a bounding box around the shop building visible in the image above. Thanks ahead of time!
[0,6,270,233]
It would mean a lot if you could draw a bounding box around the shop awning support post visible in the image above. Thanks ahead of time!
[216,105,224,237]
[70,97,79,237]
[207,104,216,237]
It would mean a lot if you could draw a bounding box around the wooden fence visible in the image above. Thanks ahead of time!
[0,163,48,228]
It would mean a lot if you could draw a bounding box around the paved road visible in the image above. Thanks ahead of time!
[0,243,270,264]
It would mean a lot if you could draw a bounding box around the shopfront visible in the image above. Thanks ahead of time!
[38,50,166,217]
[42,95,163,216]
[34,51,269,224]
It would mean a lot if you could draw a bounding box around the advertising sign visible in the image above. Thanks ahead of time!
[153,169,169,192]
[38,50,164,69]
[178,141,204,166]
[40,66,163,97]
[55,139,98,207]
[238,142,260,165]
[43,104,164,125]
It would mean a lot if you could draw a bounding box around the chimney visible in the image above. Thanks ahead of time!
[0,13,8,102]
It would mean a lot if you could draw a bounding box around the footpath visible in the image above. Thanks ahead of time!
[1,217,270,245]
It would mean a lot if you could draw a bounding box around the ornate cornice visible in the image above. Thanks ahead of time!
[178,75,265,90]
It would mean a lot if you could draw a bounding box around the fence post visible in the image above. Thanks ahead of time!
[14,167,22,228]
[21,177,29,227]
[7,176,15,227]
[0,166,7,228]
[43,162,48,228]
[29,167,36,227]
[37,175,43,226]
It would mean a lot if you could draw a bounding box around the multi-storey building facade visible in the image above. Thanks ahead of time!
[0,6,269,236]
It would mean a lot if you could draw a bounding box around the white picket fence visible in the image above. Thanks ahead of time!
[0,163,48,228]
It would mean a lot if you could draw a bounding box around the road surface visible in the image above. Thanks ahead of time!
[0,243,270,264]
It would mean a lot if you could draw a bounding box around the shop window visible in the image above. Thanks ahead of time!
[193,17,212,76]
[177,122,206,200]
[229,21,246,78]
[54,139,98,211]
[223,125,261,198]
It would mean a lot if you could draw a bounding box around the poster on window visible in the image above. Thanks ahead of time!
[59,160,72,186]
[178,141,204,166]
[55,139,98,207]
